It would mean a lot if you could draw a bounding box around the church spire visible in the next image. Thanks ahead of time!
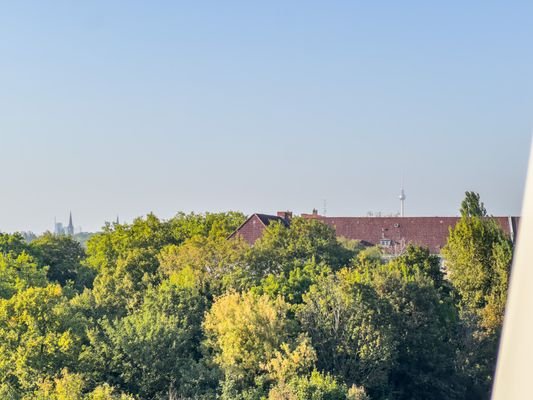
[67,211,74,235]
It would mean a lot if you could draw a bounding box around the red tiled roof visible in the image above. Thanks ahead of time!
[256,214,289,227]
[302,215,519,254]
[230,212,520,253]
[228,213,288,245]
[229,210,519,253]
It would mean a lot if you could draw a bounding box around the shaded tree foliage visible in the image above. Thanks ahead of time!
[30,233,93,290]
[0,233,31,257]
[82,279,209,399]
[361,258,463,399]
[297,270,395,397]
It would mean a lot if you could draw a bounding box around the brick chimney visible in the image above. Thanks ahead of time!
[277,211,293,221]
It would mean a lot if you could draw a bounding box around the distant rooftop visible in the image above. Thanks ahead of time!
[230,210,519,254]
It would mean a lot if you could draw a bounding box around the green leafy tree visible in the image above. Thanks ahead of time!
[443,215,512,333]
[87,213,245,317]
[363,259,463,399]
[249,218,352,277]
[442,192,513,398]
[460,191,487,218]
[169,211,246,243]
[297,270,395,396]
[26,369,136,400]
[389,245,444,288]
[27,368,85,400]
[268,370,356,400]
[86,384,136,400]
[91,248,161,317]
[85,214,176,317]
[204,291,299,399]
[0,233,32,256]
[0,285,87,394]
[0,252,48,299]
[86,214,174,275]
[82,279,210,399]
[263,337,317,385]
[253,258,332,305]
[352,246,383,270]
[30,233,93,290]
[158,235,250,295]
[337,237,365,253]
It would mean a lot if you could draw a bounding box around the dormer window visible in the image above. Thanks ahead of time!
[380,239,392,247]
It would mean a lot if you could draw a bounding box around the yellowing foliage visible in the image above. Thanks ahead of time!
[204,291,291,380]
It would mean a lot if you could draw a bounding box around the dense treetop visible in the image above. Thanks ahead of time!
[0,200,513,399]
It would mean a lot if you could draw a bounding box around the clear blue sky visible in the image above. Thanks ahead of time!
[0,1,531,233]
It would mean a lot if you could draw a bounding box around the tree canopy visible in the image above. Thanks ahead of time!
[0,204,512,399]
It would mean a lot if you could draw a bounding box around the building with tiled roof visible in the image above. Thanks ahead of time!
[228,212,291,245]
[230,210,519,254]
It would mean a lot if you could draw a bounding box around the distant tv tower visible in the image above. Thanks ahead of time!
[399,186,406,217]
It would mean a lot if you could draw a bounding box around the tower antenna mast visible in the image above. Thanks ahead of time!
[399,180,406,217]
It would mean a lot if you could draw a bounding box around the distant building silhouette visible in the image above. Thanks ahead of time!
[54,212,75,236]
[67,212,74,235]
[54,220,64,235]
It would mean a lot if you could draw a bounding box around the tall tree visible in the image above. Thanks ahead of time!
[442,192,513,398]
[443,192,513,333]
[460,191,487,218]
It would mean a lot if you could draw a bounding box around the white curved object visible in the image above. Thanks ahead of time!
[492,140,533,399]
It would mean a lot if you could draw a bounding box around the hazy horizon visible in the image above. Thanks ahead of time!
[1,1,531,233]
[11,204,527,236]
